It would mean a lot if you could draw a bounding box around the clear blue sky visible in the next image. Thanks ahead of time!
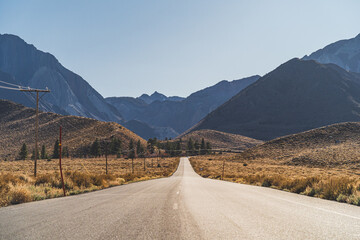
[0,0,359,98]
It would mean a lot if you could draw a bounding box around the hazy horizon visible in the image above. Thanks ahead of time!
[1,0,359,98]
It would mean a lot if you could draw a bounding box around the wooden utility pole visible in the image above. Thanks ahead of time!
[221,158,225,180]
[143,157,146,171]
[59,126,65,196]
[131,157,134,174]
[105,142,108,175]
[20,88,50,177]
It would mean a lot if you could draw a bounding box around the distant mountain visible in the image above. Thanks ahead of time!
[0,100,145,160]
[106,75,260,136]
[178,129,263,151]
[138,91,184,104]
[191,58,360,140]
[303,33,360,73]
[0,34,122,122]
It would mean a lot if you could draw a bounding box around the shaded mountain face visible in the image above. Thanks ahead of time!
[106,75,260,135]
[191,58,360,140]
[303,33,360,73]
[0,100,145,160]
[0,34,122,122]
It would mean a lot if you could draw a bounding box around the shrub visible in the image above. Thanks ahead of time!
[91,175,106,187]
[35,174,52,186]
[262,178,272,187]
[336,194,348,203]
[10,187,31,204]
[70,172,92,188]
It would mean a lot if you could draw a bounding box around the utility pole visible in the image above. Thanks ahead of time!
[20,88,50,177]
[59,126,65,196]
[221,158,225,180]
[143,157,146,171]
[105,142,108,175]
[132,157,134,174]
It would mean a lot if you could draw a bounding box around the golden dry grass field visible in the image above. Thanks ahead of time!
[190,153,360,206]
[0,157,179,207]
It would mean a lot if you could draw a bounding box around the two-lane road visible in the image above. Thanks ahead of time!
[0,158,359,239]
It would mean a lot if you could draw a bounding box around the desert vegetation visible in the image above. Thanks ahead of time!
[190,154,360,206]
[0,156,179,207]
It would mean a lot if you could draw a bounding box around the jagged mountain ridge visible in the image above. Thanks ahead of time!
[303,33,360,73]
[138,91,184,104]
[106,75,260,135]
[0,33,122,122]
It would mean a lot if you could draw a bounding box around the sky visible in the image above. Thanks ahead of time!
[0,0,359,98]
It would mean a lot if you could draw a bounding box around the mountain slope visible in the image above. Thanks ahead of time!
[303,33,360,73]
[178,129,263,151]
[0,34,122,122]
[0,100,145,160]
[192,58,360,140]
[106,75,260,135]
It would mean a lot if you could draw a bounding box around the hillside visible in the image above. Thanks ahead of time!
[178,129,263,151]
[303,33,360,73]
[239,122,360,169]
[106,75,260,137]
[0,34,122,122]
[0,100,146,160]
[192,58,360,140]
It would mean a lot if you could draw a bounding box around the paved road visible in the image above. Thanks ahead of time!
[1,157,359,240]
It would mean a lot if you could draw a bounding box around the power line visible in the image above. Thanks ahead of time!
[0,80,22,88]
[0,85,22,91]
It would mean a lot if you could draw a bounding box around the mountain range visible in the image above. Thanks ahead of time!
[0,33,259,140]
[2,32,360,142]
[191,58,360,140]
[106,75,260,137]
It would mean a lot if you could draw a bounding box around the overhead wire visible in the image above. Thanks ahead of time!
[0,79,26,88]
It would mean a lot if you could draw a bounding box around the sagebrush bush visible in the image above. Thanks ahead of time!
[10,187,31,204]
[35,174,52,186]
[69,172,92,188]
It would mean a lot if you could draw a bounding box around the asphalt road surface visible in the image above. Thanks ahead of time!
[1,157,359,240]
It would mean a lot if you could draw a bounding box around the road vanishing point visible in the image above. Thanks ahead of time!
[0,157,359,240]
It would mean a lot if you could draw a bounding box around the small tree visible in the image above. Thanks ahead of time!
[18,143,28,160]
[200,138,206,155]
[41,145,47,159]
[128,139,135,159]
[53,139,59,159]
[176,141,181,156]
[31,148,39,160]
[187,138,195,155]
[62,146,69,158]
[90,139,101,157]
[110,137,122,155]
[136,140,145,157]
[194,140,200,155]
[206,142,212,154]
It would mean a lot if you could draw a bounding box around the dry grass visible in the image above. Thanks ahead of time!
[190,154,360,206]
[0,156,179,207]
